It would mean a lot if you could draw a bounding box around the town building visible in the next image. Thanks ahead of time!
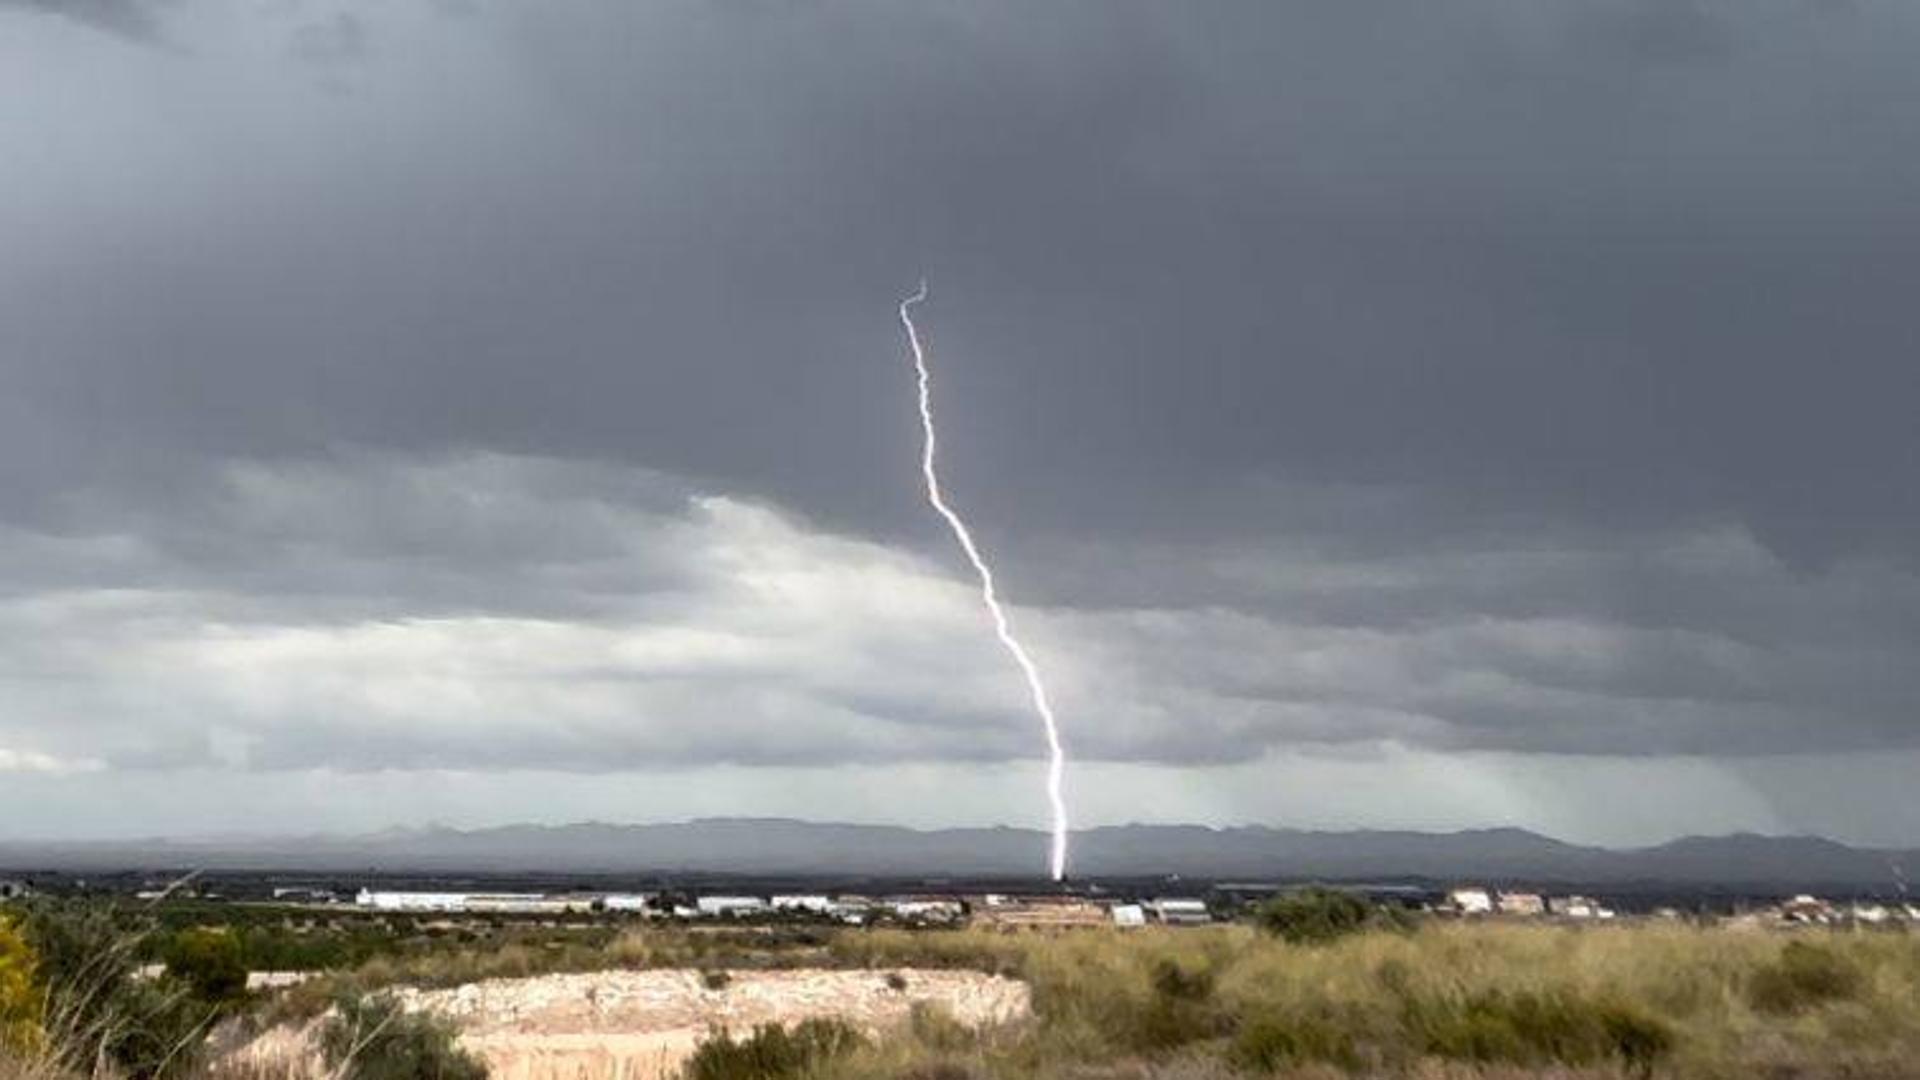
[972,896,1107,929]
[1848,903,1891,925]
[1546,895,1615,919]
[1448,887,1494,915]
[886,897,966,923]
[1780,895,1836,924]
[1496,892,1545,917]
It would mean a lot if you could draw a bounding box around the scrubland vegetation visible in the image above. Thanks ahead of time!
[817,919,1919,1079]
[3,896,1918,1080]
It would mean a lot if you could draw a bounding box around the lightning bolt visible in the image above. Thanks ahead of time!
[898,280,1070,881]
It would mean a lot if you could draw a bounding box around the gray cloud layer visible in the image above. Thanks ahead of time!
[2,1,1917,839]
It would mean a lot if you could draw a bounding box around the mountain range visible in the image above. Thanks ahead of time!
[3,819,1915,891]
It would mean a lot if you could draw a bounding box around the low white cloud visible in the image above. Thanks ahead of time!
[0,747,105,774]
[2,450,1917,786]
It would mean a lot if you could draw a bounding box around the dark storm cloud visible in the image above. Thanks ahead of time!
[288,11,369,69]
[3,0,1919,785]
[2,0,164,40]
[1570,0,1732,65]
[7,0,1918,567]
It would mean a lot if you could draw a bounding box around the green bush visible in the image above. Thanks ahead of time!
[18,902,215,1079]
[1748,940,1863,1014]
[682,1019,863,1080]
[1128,958,1224,1052]
[1148,958,1213,1002]
[1254,889,1376,945]
[1229,1009,1359,1071]
[906,1002,973,1053]
[897,1065,973,1080]
[1599,1002,1678,1077]
[1403,988,1673,1073]
[320,993,487,1080]
[163,928,248,1008]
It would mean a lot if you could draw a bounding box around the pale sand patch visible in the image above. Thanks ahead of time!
[233,968,1029,1080]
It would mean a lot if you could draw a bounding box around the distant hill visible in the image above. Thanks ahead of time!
[1,819,1913,890]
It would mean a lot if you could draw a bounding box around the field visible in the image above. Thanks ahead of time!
[6,901,1920,1080]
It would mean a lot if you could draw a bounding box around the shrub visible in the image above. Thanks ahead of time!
[907,1002,973,1053]
[884,971,909,992]
[1599,1002,1678,1077]
[1229,1009,1358,1071]
[19,902,214,1079]
[1129,958,1224,1052]
[898,1065,973,1080]
[1254,889,1375,946]
[702,970,733,991]
[1403,988,1674,1074]
[0,917,42,1055]
[1149,958,1214,1002]
[163,928,248,1009]
[1748,940,1863,1014]
[682,1019,863,1080]
[319,993,487,1080]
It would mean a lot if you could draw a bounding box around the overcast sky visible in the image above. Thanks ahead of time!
[3,0,1918,853]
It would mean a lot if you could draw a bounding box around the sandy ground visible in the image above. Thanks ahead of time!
[234,968,1029,1080]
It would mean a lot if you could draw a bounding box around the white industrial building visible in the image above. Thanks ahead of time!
[468,894,585,915]
[696,896,771,918]
[827,897,874,924]
[1148,898,1211,925]
[353,890,587,914]
[357,890,475,912]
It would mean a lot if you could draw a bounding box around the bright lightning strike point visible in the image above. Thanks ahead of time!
[898,280,1071,881]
